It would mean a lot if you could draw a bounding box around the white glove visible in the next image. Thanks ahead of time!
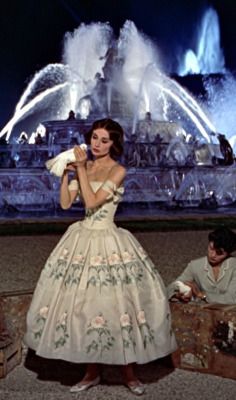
[46,144,87,177]
[174,280,191,296]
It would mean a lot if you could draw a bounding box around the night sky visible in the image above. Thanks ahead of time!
[1,0,236,129]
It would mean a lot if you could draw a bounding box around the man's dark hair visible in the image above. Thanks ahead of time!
[208,227,236,254]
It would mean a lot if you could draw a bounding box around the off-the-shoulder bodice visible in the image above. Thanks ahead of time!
[81,180,124,230]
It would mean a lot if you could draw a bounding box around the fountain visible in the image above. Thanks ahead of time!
[0,9,236,218]
[178,7,225,75]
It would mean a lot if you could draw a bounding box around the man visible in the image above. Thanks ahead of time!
[168,227,236,304]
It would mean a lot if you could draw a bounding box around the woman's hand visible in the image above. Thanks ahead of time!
[73,145,87,167]
[64,163,77,172]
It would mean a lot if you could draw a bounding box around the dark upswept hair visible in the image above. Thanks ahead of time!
[85,118,124,159]
[208,227,236,254]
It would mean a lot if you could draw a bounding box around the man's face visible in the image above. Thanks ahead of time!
[207,241,228,266]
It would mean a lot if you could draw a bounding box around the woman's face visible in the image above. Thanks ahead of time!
[90,128,113,157]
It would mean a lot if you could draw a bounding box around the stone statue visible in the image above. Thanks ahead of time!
[217,133,234,166]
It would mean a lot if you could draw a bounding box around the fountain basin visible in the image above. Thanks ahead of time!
[1,164,236,219]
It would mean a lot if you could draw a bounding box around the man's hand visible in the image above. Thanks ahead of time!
[183,281,207,301]
[184,281,201,297]
[172,280,207,303]
[173,288,192,303]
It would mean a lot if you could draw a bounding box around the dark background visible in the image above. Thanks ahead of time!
[1,0,236,129]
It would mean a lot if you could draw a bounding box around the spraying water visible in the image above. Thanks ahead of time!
[204,73,236,148]
[15,64,67,113]
[63,22,113,111]
[179,7,225,75]
[2,12,236,215]
[0,16,227,146]
[0,22,113,141]
[117,21,161,95]
[130,65,215,142]
[2,82,68,141]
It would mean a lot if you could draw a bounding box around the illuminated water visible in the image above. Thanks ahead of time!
[1,10,236,216]
[0,18,220,146]
[178,7,225,75]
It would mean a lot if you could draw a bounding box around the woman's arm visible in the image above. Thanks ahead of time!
[60,169,79,209]
[77,164,126,209]
[74,145,126,209]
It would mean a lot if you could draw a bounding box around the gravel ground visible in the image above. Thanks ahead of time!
[1,354,236,400]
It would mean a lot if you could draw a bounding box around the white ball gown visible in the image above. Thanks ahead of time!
[24,179,177,364]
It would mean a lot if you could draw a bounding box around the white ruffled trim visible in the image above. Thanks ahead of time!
[101,180,124,203]
[68,179,79,191]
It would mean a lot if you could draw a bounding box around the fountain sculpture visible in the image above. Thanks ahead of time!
[1,11,236,217]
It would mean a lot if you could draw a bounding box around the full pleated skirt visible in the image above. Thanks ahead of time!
[24,221,177,364]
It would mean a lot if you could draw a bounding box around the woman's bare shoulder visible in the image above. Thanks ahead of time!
[109,163,126,181]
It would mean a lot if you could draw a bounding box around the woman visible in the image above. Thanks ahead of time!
[24,118,177,395]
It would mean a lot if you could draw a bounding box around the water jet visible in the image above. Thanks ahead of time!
[0,11,235,218]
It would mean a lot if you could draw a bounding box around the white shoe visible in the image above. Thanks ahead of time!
[126,381,145,396]
[70,376,100,393]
